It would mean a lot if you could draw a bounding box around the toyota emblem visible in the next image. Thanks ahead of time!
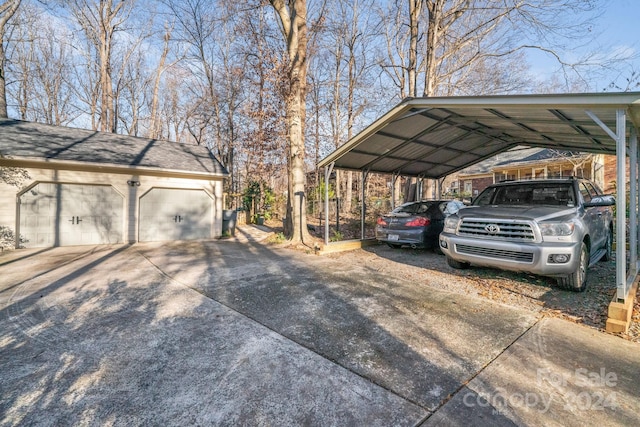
[485,224,500,234]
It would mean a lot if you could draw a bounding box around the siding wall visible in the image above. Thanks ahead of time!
[603,154,630,193]
[0,166,224,247]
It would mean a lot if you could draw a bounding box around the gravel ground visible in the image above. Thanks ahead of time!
[326,243,640,343]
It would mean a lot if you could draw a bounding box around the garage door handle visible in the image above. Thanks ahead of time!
[174,215,183,223]
[76,216,82,223]
[69,217,75,224]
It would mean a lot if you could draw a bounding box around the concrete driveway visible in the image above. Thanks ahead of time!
[1,229,639,426]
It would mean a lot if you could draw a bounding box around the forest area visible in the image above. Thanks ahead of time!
[0,0,635,242]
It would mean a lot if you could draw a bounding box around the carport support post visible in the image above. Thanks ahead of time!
[361,170,369,240]
[588,108,631,302]
[390,172,398,210]
[615,109,628,301]
[631,128,638,275]
[324,163,334,246]
[637,129,640,272]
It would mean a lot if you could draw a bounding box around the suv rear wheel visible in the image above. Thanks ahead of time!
[446,256,469,269]
[557,242,589,292]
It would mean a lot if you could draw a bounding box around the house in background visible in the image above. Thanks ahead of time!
[0,119,228,248]
[443,147,608,198]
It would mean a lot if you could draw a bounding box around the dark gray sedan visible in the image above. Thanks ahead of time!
[376,200,464,250]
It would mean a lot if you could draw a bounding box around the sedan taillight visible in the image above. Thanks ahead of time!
[377,217,388,226]
[406,217,430,227]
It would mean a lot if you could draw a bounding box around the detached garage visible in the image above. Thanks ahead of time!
[0,119,228,248]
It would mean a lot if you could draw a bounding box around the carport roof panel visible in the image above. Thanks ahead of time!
[318,92,640,178]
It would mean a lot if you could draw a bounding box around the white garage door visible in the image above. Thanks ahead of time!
[19,183,124,248]
[138,188,213,242]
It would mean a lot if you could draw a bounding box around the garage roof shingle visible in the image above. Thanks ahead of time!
[0,119,228,176]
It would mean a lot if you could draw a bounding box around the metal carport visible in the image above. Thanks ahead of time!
[318,92,640,331]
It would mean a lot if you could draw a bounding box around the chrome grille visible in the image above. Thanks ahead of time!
[455,244,534,262]
[458,219,535,241]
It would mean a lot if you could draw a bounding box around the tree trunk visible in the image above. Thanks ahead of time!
[0,0,21,118]
[408,0,422,97]
[149,26,171,139]
[270,0,312,244]
[424,0,444,96]
[0,38,8,118]
[345,171,353,213]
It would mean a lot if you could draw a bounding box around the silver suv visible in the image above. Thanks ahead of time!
[439,178,615,291]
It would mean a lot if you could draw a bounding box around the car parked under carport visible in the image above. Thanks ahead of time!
[375,199,464,250]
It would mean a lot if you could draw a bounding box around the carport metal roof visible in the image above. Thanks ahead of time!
[318,92,640,311]
[318,92,640,178]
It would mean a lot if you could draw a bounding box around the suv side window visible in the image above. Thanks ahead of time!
[584,181,601,196]
[579,182,594,203]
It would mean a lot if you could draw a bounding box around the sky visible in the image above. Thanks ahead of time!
[529,0,640,92]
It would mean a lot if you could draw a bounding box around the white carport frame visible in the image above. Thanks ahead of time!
[319,92,640,308]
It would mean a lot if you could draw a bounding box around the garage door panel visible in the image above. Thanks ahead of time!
[19,183,124,248]
[139,188,213,242]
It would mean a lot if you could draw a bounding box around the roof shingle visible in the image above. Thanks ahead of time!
[0,119,228,176]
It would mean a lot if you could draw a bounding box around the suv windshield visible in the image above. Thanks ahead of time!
[474,183,575,207]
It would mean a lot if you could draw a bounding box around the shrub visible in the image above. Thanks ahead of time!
[0,226,28,251]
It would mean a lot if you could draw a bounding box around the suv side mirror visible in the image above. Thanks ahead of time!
[584,195,616,208]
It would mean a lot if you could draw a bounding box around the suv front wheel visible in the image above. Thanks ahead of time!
[557,242,589,292]
[446,256,469,269]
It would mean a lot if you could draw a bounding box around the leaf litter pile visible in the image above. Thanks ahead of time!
[336,244,639,343]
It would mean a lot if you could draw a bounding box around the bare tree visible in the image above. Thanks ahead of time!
[379,0,601,99]
[148,23,173,139]
[71,32,102,130]
[378,2,409,98]
[0,0,21,118]
[606,69,640,93]
[165,0,249,204]
[547,149,595,178]
[64,0,134,132]
[268,0,313,243]
[7,4,79,125]
[316,0,379,212]
[238,5,286,195]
